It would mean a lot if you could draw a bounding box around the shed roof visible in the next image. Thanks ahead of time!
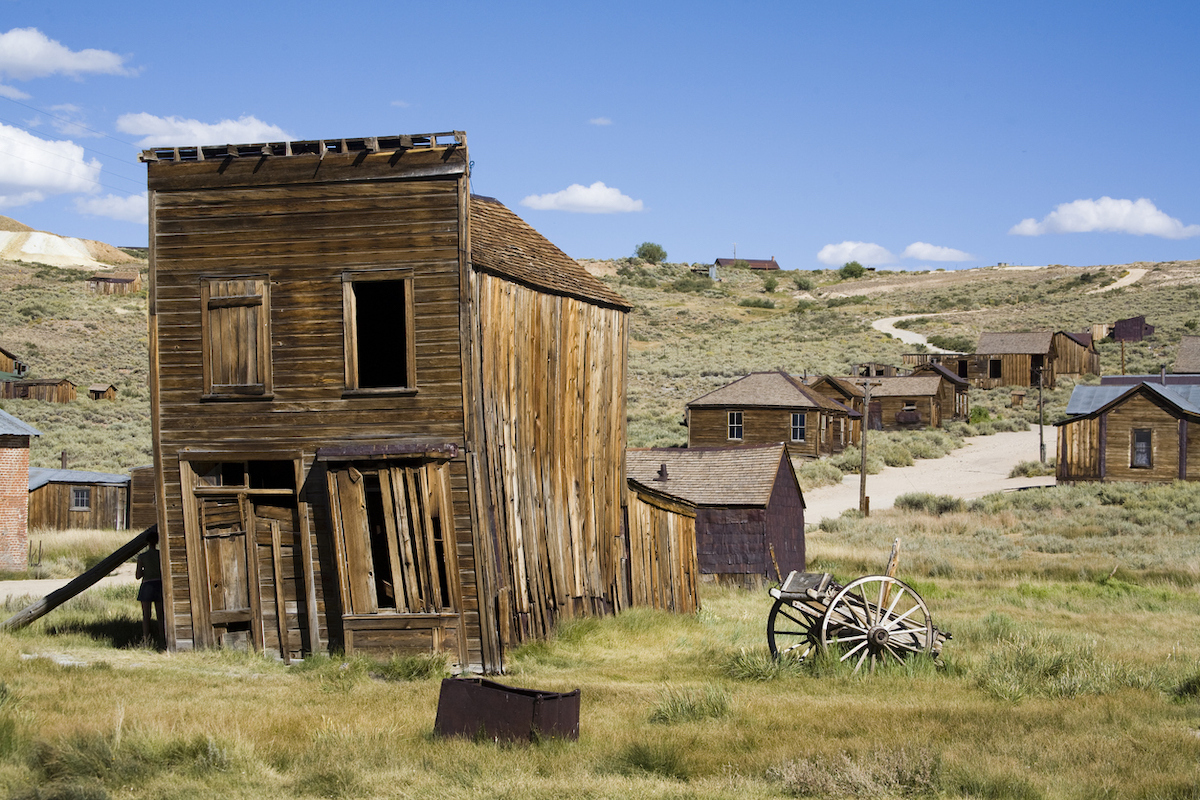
[910,361,969,386]
[865,375,945,398]
[688,371,841,411]
[3,378,75,387]
[470,195,632,311]
[1175,336,1200,373]
[1062,382,1200,419]
[977,331,1054,355]
[1058,331,1094,350]
[88,384,116,392]
[714,258,780,270]
[627,443,800,507]
[0,408,40,437]
[29,467,130,491]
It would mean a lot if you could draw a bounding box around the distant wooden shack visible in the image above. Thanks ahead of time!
[0,409,40,571]
[142,131,658,672]
[0,347,28,378]
[1052,331,1100,379]
[28,468,130,530]
[1057,381,1200,483]
[87,384,117,401]
[0,379,77,403]
[975,331,1057,388]
[1174,336,1200,374]
[714,257,780,270]
[627,443,804,590]
[86,271,142,295]
[686,371,854,456]
[1113,315,1154,342]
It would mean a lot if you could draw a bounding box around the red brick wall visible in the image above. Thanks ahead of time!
[0,436,31,571]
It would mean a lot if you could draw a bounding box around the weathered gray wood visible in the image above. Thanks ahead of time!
[2,527,156,630]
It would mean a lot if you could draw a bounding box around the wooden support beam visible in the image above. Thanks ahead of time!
[2,527,156,630]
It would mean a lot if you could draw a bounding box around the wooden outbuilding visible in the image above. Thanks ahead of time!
[975,331,1058,388]
[142,131,650,672]
[713,257,780,270]
[27,468,130,530]
[86,271,142,295]
[1113,315,1154,342]
[908,362,971,421]
[808,370,964,431]
[0,409,40,571]
[0,347,28,378]
[1174,336,1200,374]
[1051,331,1100,379]
[0,379,77,403]
[87,384,117,401]
[686,371,854,456]
[1057,381,1200,483]
[627,443,804,590]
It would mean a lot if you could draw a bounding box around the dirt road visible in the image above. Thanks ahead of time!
[0,562,137,606]
[803,428,1055,527]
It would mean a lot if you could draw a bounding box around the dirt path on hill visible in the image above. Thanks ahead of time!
[802,428,1055,527]
[1089,267,1148,293]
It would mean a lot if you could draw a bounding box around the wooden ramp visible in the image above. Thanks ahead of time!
[2,526,156,630]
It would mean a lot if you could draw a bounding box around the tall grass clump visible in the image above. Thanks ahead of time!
[894,493,965,516]
[649,683,730,723]
[771,747,941,798]
[795,457,845,490]
[1009,459,1056,478]
[720,647,805,681]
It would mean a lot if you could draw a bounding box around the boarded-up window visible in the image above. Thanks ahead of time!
[728,411,743,441]
[342,270,415,392]
[201,277,271,397]
[327,461,455,615]
[791,412,806,442]
[1132,429,1152,468]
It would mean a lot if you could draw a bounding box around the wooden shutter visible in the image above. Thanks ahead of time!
[202,277,271,396]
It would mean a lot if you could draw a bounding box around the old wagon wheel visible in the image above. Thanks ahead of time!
[819,575,932,674]
[766,596,822,662]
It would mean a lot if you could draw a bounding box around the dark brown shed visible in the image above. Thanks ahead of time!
[627,443,804,589]
[1113,315,1154,342]
[714,257,780,270]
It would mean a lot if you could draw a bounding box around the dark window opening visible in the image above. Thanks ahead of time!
[363,475,398,608]
[354,280,409,388]
[430,513,451,604]
[248,460,295,491]
[989,359,1002,379]
[957,359,968,379]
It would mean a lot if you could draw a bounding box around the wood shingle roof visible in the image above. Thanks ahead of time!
[977,331,1054,355]
[627,443,799,507]
[687,371,842,411]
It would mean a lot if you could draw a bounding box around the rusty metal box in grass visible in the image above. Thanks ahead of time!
[434,678,580,741]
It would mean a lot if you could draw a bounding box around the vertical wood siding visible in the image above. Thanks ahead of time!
[626,490,698,613]
[1056,417,1101,482]
[1102,395,1182,483]
[27,484,128,530]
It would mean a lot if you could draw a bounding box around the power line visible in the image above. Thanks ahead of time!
[0,131,145,198]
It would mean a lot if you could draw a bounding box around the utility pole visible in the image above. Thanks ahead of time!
[1037,367,1046,464]
[859,379,881,515]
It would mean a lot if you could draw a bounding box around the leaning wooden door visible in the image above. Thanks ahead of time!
[250,499,305,662]
[199,496,260,650]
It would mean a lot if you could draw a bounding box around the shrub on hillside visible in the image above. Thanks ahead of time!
[927,334,974,352]
[895,493,965,515]
[761,275,778,293]
[635,242,667,263]
[838,261,866,280]
[792,274,815,292]
[666,274,713,293]
[738,297,775,309]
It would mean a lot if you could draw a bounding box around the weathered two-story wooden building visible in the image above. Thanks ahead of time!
[142,132,641,672]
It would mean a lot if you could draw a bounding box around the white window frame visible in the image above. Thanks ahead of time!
[727,410,744,441]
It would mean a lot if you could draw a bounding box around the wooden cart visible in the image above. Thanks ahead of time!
[766,568,950,674]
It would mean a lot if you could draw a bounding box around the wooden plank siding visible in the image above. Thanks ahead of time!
[625,488,698,614]
[27,483,128,530]
[1,380,76,403]
[687,407,828,456]
[1056,416,1102,482]
[1051,332,1100,379]
[1099,395,1182,483]
[129,466,157,531]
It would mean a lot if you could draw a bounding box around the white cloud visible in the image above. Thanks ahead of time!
[589,117,612,126]
[1010,197,1200,239]
[0,83,29,100]
[391,100,410,108]
[46,104,101,138]
[0,122,100,208]
[520,181,642,214]
[816,241,896,266]
[901,241,973,261]
[115,113,293,148]
[0,28,135,85]
[74,191,147,224]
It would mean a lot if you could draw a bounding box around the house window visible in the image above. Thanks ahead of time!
[728,410,743,441]
[989,359,1002,379]
[791,412,806,442]
[343,270,416,393]
[70,487,91,511]
[902,400,916,412]
[1132,429,1152,468]
[201,276,272,398]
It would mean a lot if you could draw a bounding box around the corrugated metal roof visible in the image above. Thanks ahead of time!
[29,467,130,491]
[470,196,633,311]
[1175,336,1200,373]
[688,372,839,410]
[627,443,797,507]
[977,331,1054,355]
[1064,382,1200,418]
[0,408,40,437]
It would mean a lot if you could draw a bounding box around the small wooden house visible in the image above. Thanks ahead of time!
[802,376,863,445]
[975,331,1058,388]
[0,379,77,403]
[142,131,651,672]
[86,271,142,295]
[1057,381,1200,483]
[87,384,117,401]
[713,257,780,270]
[908,362,971,421]
[686,371,854,456]
[0,347,28,378]
[627,443,804,590]
[27,468,130,530]
[1174,336,1200,374]
[0,409,40,571]
[1113,315,1154,342]
[1051,331,1100,379]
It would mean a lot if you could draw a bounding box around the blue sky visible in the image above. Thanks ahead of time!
[1,1,1198,270]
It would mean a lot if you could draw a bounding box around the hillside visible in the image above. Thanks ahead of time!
[0,254,1196,473]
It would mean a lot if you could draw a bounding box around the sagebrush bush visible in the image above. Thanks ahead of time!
[895,493,965,516]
